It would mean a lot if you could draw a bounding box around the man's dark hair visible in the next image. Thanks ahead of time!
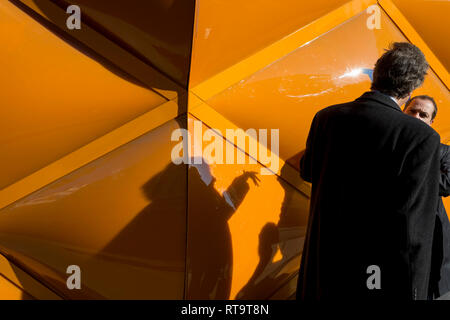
[404,95,438,120]
[371,42,429,99]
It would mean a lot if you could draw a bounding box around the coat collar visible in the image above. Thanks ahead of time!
[355,91,402,113]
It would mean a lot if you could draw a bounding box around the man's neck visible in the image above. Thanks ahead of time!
[371,90,404,107]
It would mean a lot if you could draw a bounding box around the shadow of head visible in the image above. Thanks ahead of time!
[141,160,186,201]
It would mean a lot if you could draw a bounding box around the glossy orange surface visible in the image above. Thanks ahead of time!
[0,118,187,299]
[392,0,450,71]
[17,0,184,99]
[0,253,60,299]
[0,0,167,189]
[189,0,363,87]
[0,274,32,300]
[38,0,196,87]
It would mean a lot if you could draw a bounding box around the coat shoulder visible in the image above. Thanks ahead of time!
[314,101,356,119]
[314,98,440,145]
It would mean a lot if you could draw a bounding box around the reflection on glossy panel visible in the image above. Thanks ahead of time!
[0,1,167,189]
[186,117,309,299]
[189,0,354,87]
[0,118,187,299]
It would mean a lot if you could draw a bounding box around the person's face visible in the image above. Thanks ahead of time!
[403,98,435,126]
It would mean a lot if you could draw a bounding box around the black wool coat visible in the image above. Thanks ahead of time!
[297,91,441,300]
[429,143,450,298]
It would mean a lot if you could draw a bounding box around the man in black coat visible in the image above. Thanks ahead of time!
[297,42,441,300]
[403,95,450,299]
